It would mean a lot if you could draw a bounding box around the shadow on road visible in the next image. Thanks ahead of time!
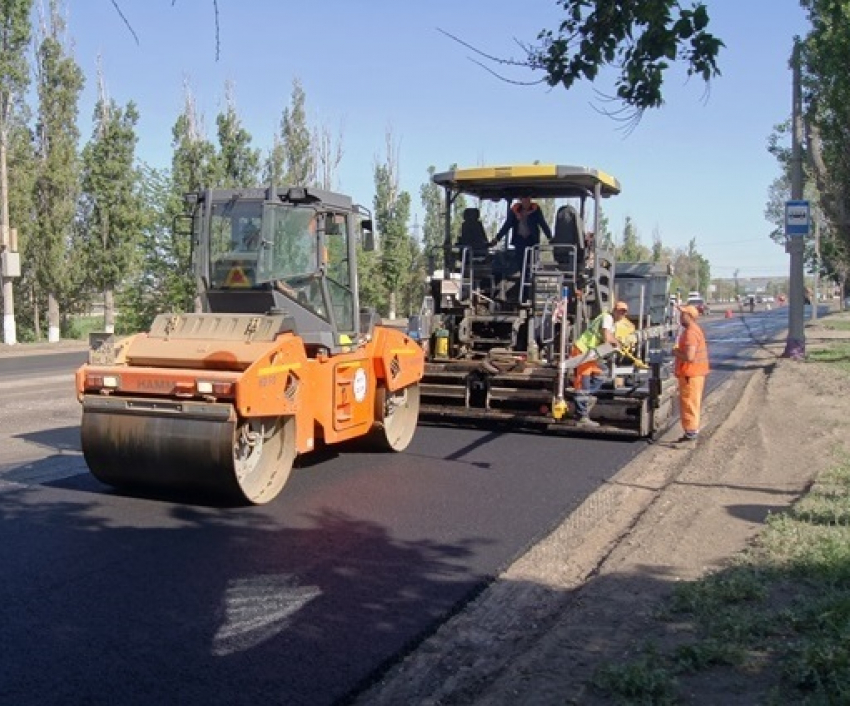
[0,481,490,706]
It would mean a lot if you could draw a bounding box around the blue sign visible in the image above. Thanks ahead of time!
[785,200,810,237]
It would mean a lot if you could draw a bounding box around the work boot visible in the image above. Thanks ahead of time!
[577,416,600,428]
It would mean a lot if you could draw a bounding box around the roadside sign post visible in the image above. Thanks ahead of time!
[785,200,810,238]
[784,199,808,359]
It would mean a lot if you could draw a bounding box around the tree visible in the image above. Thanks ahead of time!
[215,81,260,188]
[798,1,850,278]
[444,1,723,124]
[595,211,614,251]
[420,165,443,267]
[535,1,723,120]
[651,226,663,262]
[171,81,220,194]
[618,216,651,261]
[688,238,711,294]
[373,131,414,319]
[313,119,344,191]
[278,78,314,187]
[32,0,84,342]
[118,165,188,332]
[168,83,220,312]
[0,0,34,344]
[78,68,144,334]
[6,99,36,340]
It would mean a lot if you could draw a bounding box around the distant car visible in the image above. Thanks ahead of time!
[686,295,710,315]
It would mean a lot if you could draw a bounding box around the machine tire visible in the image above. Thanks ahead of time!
[368,383,421,452]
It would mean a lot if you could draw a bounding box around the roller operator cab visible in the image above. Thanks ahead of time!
[415,164,678,438]
[76,186,424,505]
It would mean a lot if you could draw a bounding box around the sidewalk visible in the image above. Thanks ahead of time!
[0,339,90,358]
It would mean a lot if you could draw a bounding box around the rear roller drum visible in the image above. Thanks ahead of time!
[368,383,420,451]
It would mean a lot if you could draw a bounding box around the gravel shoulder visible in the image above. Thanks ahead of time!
[355,310,850,705]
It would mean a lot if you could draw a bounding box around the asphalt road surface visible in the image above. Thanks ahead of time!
[0,309,792,705]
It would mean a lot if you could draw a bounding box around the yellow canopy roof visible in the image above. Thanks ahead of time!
[432,164,621,200]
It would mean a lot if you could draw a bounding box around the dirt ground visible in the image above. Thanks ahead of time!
[355,309,850,705]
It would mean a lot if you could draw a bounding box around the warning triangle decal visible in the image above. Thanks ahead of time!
[225,267,250,288]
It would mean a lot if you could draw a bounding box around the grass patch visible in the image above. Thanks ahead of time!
[592,463,850,702]
[592,646,678,705]
[808,342,850,373]
[821,319,850,332]
[64,315,107,341]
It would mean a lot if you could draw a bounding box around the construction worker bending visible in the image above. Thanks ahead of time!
[672,304,710,443]
[570,301,628,427]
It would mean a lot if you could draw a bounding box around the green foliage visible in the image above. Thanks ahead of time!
[31,3,85,320]
[672,639,744,673]
[0,0,34,113]
[216,83,260,187]
[420,165,443,257]
[7,100,37,336]
[617,215,651,261]
[372,136,421,317]
[279,78,314,187]
[530,0,724,118]
[118,165,195,331]
[592,645,678,705]
[808,342,850,374]
[373,162,414,315]
[595,211,614,250]
[171,92,220,194]
[792,3,850,285]
[354,242,383,313]
[78,99,144,293]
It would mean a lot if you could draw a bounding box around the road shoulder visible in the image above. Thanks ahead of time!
[356,321,850,704]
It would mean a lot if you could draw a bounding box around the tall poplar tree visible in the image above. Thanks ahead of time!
[216,81,260,188]
[33,0,84,342]
[118,165,182,332]
[78,72,144,334]
[172,82,220,195]
[169,84,219,311]
[6,101,35,339]
[313,120,343,191]
[0,0,33,344]
[618,216,651,261]
[266,78,314,187]
[373,131,414,319]
[420,165,443,263]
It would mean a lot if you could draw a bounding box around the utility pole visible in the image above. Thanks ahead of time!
[0,131,18,345]
[812,217,820,322]
[782,39,806,360]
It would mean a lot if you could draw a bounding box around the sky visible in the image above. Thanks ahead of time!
[59,0,809,280]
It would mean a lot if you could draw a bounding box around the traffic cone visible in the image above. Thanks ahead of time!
[725,309,733,318]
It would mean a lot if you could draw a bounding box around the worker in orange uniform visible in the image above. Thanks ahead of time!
[672,304,710,443]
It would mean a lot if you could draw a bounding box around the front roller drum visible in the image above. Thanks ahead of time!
[80,397,296,505]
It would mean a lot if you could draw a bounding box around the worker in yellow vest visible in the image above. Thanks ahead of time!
[570,301,627,427]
